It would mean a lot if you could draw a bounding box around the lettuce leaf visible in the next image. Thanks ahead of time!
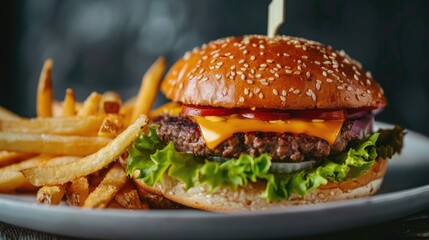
[126,125,402,202]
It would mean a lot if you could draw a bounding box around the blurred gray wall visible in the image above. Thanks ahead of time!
[1,0,428,135]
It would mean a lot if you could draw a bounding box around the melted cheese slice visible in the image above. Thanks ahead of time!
[150,102,344,149]
[193,116,344,149]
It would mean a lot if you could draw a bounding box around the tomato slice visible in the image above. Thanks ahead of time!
[182,105,237,116]
[293,110,346,120]
[239,109,292,121]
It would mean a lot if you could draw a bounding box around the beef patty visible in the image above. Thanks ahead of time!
[153,115,360,162]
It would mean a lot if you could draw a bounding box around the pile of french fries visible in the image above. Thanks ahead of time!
[0,57,166,210]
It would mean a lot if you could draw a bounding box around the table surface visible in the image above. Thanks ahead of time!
[1,208,428,240]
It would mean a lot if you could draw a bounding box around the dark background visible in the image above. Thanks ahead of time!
[1,0,428,136]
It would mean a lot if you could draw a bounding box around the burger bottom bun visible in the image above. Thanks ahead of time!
[133,158,387,212]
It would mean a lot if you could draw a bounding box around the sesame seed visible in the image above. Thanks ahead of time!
[293,89,300,94]
[327,78,333,83]
[354,74,359,80]
[230,65,236,70]
[276,64,282,69]
[239,59,245,64]
[259,93,264,99]
[322,71,327,77]
[250,69,255,74]
[306,72,311,78]
[236,71,243,75]
[184,52,191,60]
[250,56,256,61]
[366,71,372,78]
[366,79,371,85]
[244,88,249,95]
[217,62,223,66]
[280,96,286,102]
[202,77,209,81]
[273,89,279,95]
[210,59,216,64]
[241,74,246,80]
[259,68,265,71]
[215,74,222,80]
[270,69,275,74]
[239,97,245,102]
[254,88,261,94]
[289,88,294,92]
[209,66,215,70]
[337,85,344,90]
[302,55,308,59]
[213,53,220,58]
[346,86,352,91]
[282,90,287,96]
[293,71,301,75]
[315,61,321,65]
[197,75,203,80]
[367,89,372,94]
[255,74,262,78]
[297,65,302,71]
[342,71,347,77]
[231,71,236,76]
[243,50,248,54]
[259,44,265,49]
[285,70,292,74]
[323,61,331,65]
[283,53,290,57]
[202,56,208,60]
[274,73,280,78]
[247,79,253,84]
[240,68,247,71]
[266,59,273,63]
[268,77,274,81]
[229,56,234,59]
[248,73,255,78]
[260,63,267,68]
[225,52,231,56]
[244,63,249,68]
[260,52,264,55]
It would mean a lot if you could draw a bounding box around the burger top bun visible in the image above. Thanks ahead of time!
[161,35,386,110]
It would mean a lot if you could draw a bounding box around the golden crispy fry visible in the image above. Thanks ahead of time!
[131,57,166,122]
[0,155,52,192]
[37,59,53,118]
[0,132,110,156]
[107,198,126,209]
[97,115,123,138]
[37,185,66,205]
[22,115,147,186]
[62,88,76,117]
[0,115,105,136]
[83,163,127,208]
[114,179,148,210]
[0,151,36,168]
[102,91,122,114]
[66,176,89,207]
[43,156,80,167]
[0,106,20,120]
[78,92,102,116]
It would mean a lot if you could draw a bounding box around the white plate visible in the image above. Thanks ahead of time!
[0,122,428,239]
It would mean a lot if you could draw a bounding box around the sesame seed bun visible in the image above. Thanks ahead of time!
[133,158,387,212]
[161,35,386,110]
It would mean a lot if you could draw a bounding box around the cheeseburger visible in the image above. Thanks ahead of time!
[127,35,404,211]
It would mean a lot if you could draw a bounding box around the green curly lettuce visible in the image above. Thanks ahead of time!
[126,125,404,202]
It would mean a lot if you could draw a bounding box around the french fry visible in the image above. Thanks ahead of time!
[78,92,102,116]
[0,132,111,156]
[43,156,81,167]
[66,176,89,207]
[37,185,66,205]
[22,115,147,186]
[0,155,52,192]
[97,115,123,138]
[102,91,122,114]
[83,163,127,208]
[62,88,76,116]
[37,59,53,118]
[131,57,166,122]
[114,179,148,210]
[0,115,105,136]
[0,106,20,120]
[0,151,36,168]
